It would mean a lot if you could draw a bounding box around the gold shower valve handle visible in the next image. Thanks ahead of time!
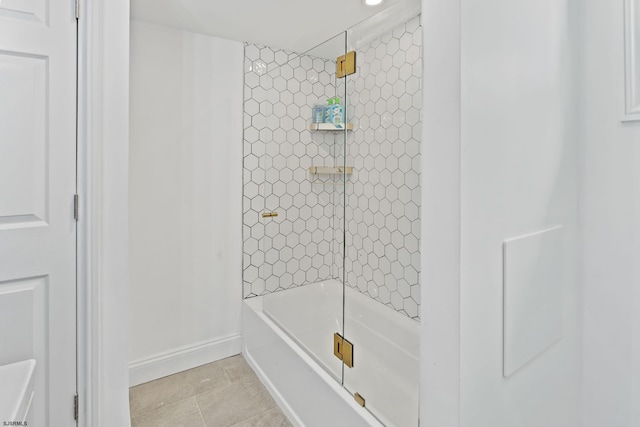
[262,212,278,218]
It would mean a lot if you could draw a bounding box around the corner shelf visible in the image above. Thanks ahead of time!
[309,123,353,131]
[309,166,353,175]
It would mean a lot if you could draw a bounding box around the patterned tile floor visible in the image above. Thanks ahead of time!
[129,355,292,427]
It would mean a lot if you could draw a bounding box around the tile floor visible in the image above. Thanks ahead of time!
[129,355,293,427]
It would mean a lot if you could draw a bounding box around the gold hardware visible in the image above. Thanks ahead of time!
[336,51,356,78]
[309,166,353,175]
[354,393,365,407]
[261,212,278,218]
[333,332,354,368]
[309,123,354,131]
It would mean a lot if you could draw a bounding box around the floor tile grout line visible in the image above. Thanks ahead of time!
[195,396,207,427]
[130,355,289,426]
[130,393,204,422]
[221,365,233,383]
[194,383,278,427]
[130,361,238,420]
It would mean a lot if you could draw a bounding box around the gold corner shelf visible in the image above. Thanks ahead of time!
[309,123,353,131]
[309,166,353,175]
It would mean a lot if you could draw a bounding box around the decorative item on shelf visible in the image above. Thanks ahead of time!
[312,104,324,123]
[309,165,354,186]
[324,97,344,126]
[309,96,352,130]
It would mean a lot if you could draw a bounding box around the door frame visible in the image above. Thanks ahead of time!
[77,0,130,425]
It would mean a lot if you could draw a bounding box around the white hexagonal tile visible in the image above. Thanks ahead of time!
[274,49,288,65]
[250,194,265,211]
[260,47,275,63]
[259,260,272,276]
[260,75,274,92]
[406,107,420,126]
[391,50,406,68]
[280,64,293,79]
[378,286,391,304]
[399,31,413,50]
[406,75,420,95]
[412,25,423,45]
[246,98,260,116]
[293,92,307,107]
[398,247,412,267]
[370,85,381,101]
[318,71,330,85]
[286,78,300,93]
[397,278,410,297]
[245,44,260,61]
[375,71,388,87]
[251,246,265,266]
[246,72,260,89]
[292,270,305,285]
[293,64,306,81]
[390,291,403,310]
[397,214,412,235]
[404,298,418,318]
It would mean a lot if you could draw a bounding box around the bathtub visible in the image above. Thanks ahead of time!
[242,279,419,427]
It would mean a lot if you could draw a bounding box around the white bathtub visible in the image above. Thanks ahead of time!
[242,279,419,427]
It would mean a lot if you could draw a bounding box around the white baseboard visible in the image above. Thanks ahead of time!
[129,334,242,386]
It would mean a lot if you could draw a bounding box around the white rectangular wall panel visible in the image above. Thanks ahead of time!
[503,226,564,377]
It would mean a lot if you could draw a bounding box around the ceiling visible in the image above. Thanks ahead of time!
[131,0,420,55]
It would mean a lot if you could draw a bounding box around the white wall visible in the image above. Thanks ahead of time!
[458,0,581,425]
[128,20,244,385]
[581,1,640,425]
[420,0,461,424]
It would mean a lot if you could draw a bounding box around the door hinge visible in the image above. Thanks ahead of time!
[73,194,79,221]
[333,332,354,368]
[336,51,356,78]
[75,0,80,19]
[73,393,79,421]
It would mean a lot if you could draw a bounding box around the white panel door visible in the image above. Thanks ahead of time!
[0,0,77,425]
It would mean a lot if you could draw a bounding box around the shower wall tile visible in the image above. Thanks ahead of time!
[341,16,423,320]
[242,16,422,321]
[242,43,340,297]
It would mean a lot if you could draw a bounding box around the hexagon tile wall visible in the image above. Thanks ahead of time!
[342,16,422,319]
[242,16,422,321]
[242,43,340,298]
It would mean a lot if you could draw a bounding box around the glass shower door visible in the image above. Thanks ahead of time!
[243,6,422,423]
[248,33,350,385]
[340,7,423,427]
